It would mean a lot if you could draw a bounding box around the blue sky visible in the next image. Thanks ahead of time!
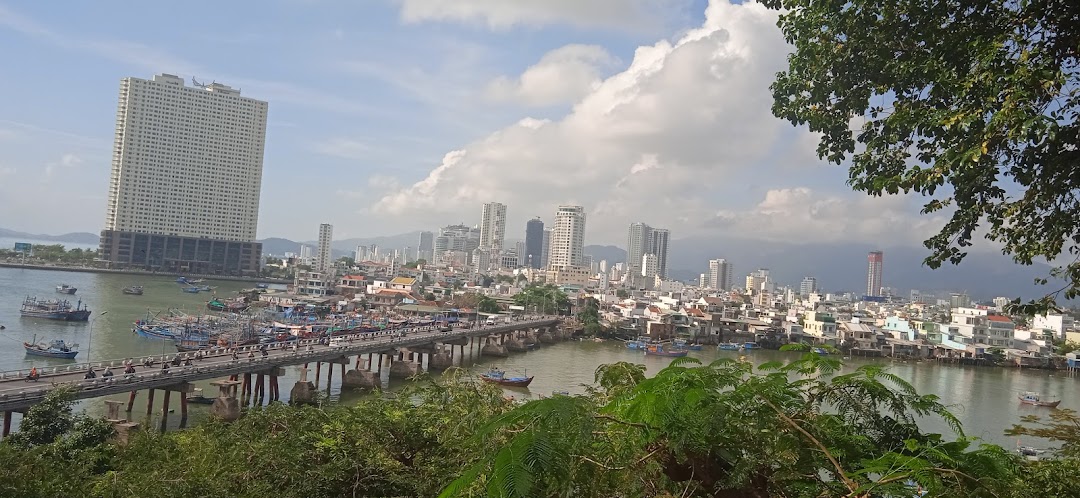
[0,0,942,247]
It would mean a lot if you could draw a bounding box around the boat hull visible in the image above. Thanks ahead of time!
[481,376,534,387]
[645,350,688,357]
[56,288,77,295]
[24,344,78,359]
[20,310,91,321]
[1018,397,1061,408]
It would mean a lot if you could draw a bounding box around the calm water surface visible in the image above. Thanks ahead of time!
[0,267,1073,446]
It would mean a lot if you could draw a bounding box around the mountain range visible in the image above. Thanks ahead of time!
[2,227,1057,300]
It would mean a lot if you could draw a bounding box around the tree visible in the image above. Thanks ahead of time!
[424,292,437,301]
[336,256,355,268]
[765,0,1080,314]
[512,284,570,315]
[615,289,629,299]
[477,296,501,314]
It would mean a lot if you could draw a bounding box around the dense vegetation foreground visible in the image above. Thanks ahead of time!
[2,354,1077,498]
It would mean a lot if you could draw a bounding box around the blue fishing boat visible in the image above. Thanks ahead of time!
[718,343,741,351]
[24,337,79,359]
[20,297,91,321]
[181,286,201,294]
[625,336,649,350]
[674,339,703,351]
[480,368,534,387]
[134,321,178,341]
[813,347,829,355]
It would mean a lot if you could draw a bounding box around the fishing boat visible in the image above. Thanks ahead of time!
[718,343,741,351]
[1018,391,1061,408]
[198,285,216,292]
[186,389,216,405]
[55,284,77,295]
[674,339,703,351]
[645,343,689,357]
[122,285,144,295]
[207,298,247,312]
[480,368,534,387]
[813,347,830,355]
[255,283,270,289]
[24,337,79,359]
[181,286,201,294]
[625,336,649,350]
[20,297,91,321]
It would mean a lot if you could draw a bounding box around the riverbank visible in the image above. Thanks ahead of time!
[0,262,290,284]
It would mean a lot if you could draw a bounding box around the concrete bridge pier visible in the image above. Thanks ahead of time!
[145,388,156,418]
[209,379,242,422]
[254,373,265,407]
[523,329,538,346]
[482,337,509,358]
[389,349,422,378]
[104,400,139,444]
[341,364,380,390]
[2,410,14,438]
[290,366,318,405]
[325,356,349,392]
[505,336,528,352]
[539,328,557,344]
[428,345,453,370]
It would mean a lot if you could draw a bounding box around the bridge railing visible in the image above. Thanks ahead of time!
[0,317,559,388]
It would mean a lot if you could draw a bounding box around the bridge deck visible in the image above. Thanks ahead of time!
[0,318,560,413]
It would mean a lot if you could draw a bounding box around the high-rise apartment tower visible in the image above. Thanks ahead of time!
[867,251,884,297]
[549,205,586,269]
[99,73,268,275]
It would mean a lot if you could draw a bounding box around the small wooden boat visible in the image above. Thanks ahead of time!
[1018,391,1061,408]
[718,343,740,351]
[645,343,688,357]
[480,368,534,387]
[186,389,215,405]
[122,285,144,295]
[24,337,79,359]
[181,286,201,294]
[55,284,77,295]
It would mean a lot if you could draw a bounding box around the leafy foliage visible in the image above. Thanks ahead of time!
[512,284,570,315]
[764,0,1080,314]
[477,295,501,314]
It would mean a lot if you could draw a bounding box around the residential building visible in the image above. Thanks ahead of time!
[642,253,659,279]
[1032,313,1075,340]
[803,311,839,344]
[434,224,481,262]
[799,276,817,296]
[866,251,883,297]
[294,270,334,297]
[650,228,670,279]
[948,307,989,344]
[540,228,552,269]
[549,205,586,269]
[986,315,1015,347]
[626,223,671,279]
[524,218,544,268]
[479,202,507,251]
[707,259,733,290]
[949,292,971,308]
[316,223,333,273]
[417,231,434,262]
[99,73,268,275]
[746,268,770,293]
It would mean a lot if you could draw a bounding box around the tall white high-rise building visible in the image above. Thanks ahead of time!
[708,259,733,290]
[642,253,659,279]
[626,222,671,279]
[650,228,670,279]
[479,202,507,251]
[316,223,333,273]
[99,73,268,274]
[800,276,817,296]
[549,205,586,270]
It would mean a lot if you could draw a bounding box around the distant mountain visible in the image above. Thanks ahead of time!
[0,228,99,245]
[667,235,1057,301]
[585,245,627,264]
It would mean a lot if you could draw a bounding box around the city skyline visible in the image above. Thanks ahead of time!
[0,1,950,250]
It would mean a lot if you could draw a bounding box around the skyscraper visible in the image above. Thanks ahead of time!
[800,276,817,296]
[540,228,552,269]
[99,73,268,275]
[525,218,544,269]
[417,231,434,262]
[708,259,732,290]
[316,223,333,273]
[627,222,653,275]
[479,202,507,251]
[626,223,671,279]
[549,205,586,269]
[867,251,884,297]
[650,228,670,279]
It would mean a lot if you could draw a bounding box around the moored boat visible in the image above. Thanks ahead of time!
[674,339,703,351]
[207,298,248,312]
[122,285,144,295]
[181,286,201,294]
[24,338,79,359]
[20,297,91,321]
[55,284,77,295]
[1018,391,1061,408]
[645,343,688,357]
[480,368,534,387]
[718,343,741,351]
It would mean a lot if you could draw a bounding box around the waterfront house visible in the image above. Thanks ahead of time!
[986,315,1015,348]
[335,274,367,297]
[882,316,918,341]
[803,311,839,345]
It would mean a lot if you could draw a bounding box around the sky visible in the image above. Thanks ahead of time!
[0,0,949,247]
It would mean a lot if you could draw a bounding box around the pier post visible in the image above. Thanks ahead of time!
[340,363,346,382]
[2,411,11,437]
[255,373,265,406]
[159,390,171,433]
[179,392,189,428]
[270,375,280,401]
[126,390,137,412]
[326,362,334,392]
[145,389,155,418]
[376,354,383,374]
[315,362,322,384]
[242,372,252,402]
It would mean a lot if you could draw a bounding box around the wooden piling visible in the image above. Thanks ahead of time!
[126,390,137,412]
[159,390,171,433]
[145,389,155,418]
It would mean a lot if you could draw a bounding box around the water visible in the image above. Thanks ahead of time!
[0,267,1072,446]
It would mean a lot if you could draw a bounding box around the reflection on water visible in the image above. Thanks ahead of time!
[0,268,1073,446]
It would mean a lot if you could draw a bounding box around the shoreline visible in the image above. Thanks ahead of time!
[0,262,290,284]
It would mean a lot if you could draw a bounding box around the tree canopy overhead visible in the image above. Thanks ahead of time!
[764,0,1080,313]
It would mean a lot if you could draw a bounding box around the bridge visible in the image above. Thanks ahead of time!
[0,316,565,436]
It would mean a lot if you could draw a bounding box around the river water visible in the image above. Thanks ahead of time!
[0,267,1072,447]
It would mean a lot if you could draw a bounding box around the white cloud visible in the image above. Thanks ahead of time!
[44,153,83,178]
[396,0,694,31]
[376,0,852,243]
[704,187,946,245]
[487,44,617,107]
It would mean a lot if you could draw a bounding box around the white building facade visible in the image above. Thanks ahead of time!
[549,205,586,269]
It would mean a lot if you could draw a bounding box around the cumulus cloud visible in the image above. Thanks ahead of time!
[396,0,693,31]
[44,153,83,178]
[372,0,934,246]
[705,188,946,245]
[487,44,617,107]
